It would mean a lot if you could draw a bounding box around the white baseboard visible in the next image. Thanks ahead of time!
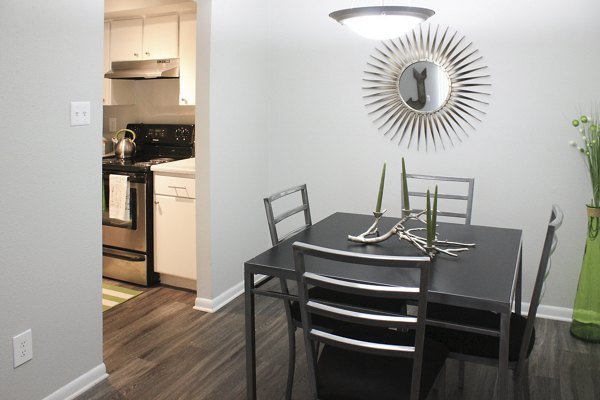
[520,302,573,322]
[194,280,244,313]
[43,363,108,400]
[191,280,576,323]
[192,275,270,313]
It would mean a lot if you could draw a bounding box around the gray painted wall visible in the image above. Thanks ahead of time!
[196,0,270,301]
[0,1,104,399]
[265,0,600,312]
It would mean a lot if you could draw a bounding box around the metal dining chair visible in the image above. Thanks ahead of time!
[293,242,448,400]
[402,174,475,224]
[264,184,312,246]
[426,205,563,400]
[402,173,475,386]
[263,184,312,399]
[264,184,409,399]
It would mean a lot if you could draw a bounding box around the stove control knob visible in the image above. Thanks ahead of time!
[175,127,189,142]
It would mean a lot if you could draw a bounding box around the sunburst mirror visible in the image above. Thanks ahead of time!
[363,24,491,150]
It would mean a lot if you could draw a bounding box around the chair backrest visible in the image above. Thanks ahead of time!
[402,174,475,224]
[518,204,563,365]
[293,242,431,400]
[264,184,312,245]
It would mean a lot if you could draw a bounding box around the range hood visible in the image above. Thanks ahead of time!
[105,58,179,80]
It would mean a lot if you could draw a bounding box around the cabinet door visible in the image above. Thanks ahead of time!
[110,18,143,61]
[143,14,178,60]
[178,13,196,105]
[103,22,111,105]
[154,195,196,279]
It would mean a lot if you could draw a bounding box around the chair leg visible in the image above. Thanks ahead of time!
[284,323,296,400]
[279,278,296,400]
[458,360,465,389]
[437,362,446,400]
[514,362,530,400]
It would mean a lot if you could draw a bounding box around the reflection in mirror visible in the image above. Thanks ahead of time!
[398,61,450,112]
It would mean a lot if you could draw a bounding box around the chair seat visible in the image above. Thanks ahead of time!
[316,325,448,400]
[291,286,408,329]
[425,303,535,362]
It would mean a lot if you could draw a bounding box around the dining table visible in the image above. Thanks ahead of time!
[244,212,523,399]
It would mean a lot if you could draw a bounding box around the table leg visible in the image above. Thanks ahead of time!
[497,312,510,400]
[245,270,257,400]
[516,248,523,315]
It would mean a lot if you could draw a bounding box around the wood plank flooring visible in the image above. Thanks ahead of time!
[77,280,600,400]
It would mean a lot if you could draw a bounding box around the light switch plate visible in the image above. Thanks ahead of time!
[70,101,91,126]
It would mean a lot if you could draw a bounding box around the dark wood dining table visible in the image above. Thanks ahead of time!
[244,212,523,399]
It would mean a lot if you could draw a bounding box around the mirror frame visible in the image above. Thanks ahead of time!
[363,24,491,150]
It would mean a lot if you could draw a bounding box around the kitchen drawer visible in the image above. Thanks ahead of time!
[154,174,195,198]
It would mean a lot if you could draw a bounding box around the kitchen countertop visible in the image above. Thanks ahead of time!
[151,157,195,176]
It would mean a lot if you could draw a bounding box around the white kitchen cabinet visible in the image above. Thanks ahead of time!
[178,12,196,106]
[103,21,135,105]
[109,15,178,62]
[110,18,143,61]
[143,14,179,60]
[153,173,196,281]
[103,21,111,105]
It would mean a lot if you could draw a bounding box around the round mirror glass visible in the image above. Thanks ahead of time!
[397,61,450,112]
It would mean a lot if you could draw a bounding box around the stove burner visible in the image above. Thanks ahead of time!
[134,158,175,167]
[150,157,175,163]
[103,158,129,165]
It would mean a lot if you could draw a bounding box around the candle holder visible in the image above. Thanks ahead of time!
[348,210,386,241]
[348,209,475,258]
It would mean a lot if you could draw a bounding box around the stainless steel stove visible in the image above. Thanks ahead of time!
[102,123,194,286]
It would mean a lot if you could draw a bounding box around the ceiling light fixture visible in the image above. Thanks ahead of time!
[329,5,435,40]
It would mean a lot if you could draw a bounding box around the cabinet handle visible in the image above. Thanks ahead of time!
[145,51,150,56]
[168,185,187,190]
[154,201,160,204]
[181,98,188,104]
[134,53,139,57]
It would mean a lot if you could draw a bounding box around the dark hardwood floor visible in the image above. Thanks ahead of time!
[79,280,600,400]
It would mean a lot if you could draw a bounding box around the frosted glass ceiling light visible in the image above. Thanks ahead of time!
[329,6,435,40]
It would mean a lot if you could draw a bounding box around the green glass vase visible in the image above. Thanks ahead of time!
[570,206,600,342]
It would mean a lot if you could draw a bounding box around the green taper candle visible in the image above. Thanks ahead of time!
[426,189,432,247]
[402,157,410,213]
[375,162,387,213]
[432,185,438,243]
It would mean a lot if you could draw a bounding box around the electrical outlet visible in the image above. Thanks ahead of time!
[109,117,117,132]
[70,101,91,126]
[12,329,33,368]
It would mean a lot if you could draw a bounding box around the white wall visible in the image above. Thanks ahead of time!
[265,0,600,313]
[195,0,270,308]
[0,2,106,399]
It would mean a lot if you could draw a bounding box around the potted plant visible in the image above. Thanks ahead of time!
[570,113,600,342]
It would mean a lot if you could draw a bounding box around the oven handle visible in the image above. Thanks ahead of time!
[102,217,133,228]
[102,250,146,262]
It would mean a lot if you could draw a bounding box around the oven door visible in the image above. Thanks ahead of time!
[102,172,147,252]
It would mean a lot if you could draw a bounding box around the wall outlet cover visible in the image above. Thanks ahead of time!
[13,329,33,368]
